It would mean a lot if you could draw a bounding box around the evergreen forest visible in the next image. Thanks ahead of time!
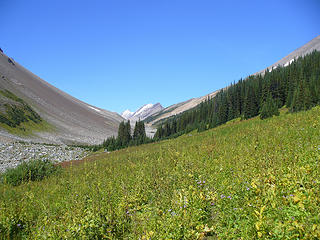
[154,50,320,140]
[102,120,151,151]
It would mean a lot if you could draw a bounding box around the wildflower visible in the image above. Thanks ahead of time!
[211,202,215,206]
[17,223,21,228]
[227,195,232,199]
[246,187,250,191]
[221,194,225,199]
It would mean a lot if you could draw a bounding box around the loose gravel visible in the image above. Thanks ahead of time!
[0,142,89,173]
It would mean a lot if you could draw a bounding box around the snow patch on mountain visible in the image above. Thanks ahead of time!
[284,58,295,67]
[121,103,163,121]
[133,104,153,117]
[88,106,101,112]
[121,109,134,119]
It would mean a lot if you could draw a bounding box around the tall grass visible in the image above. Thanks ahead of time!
[0,107,319,239]
[1,159,61,186]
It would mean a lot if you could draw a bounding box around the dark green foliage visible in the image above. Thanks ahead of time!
[260,93,280,119]
[243,85,259,119]
[290,77,312,112]
[102,120,151,151]
[0,90,42,127]
[1,159,61,186]
[0,89,24,103]
[132,120,147,145]
[155,50,320,140]
[117,121,132,147]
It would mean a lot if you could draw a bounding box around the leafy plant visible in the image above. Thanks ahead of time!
[1,159,61,186]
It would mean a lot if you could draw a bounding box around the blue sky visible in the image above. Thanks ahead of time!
[1,0,319,113]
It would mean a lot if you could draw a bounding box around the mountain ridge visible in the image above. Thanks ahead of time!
[121,103,163,121]
[255,35,320,75]
[0,50,124,144]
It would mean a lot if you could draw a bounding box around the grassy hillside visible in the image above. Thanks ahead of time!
[1,107,320,239]
[0,89,54,136]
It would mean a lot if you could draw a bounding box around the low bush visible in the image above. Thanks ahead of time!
[1,159,61,186]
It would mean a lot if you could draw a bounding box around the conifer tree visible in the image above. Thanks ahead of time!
[133,120,147,144]
[123,120,132,146]
[117,121,125,147]
[154,51,320,141]
[260,93,279,119]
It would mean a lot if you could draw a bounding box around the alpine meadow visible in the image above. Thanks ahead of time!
[1,105,320,239]
[1,1,320,239]
[1,51,320,238]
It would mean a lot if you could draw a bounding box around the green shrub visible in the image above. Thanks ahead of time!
[1,159,61,186]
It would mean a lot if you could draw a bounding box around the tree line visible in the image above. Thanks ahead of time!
[155,50,320,140]
[102,120,152,151]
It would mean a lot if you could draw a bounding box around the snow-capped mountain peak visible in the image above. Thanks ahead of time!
[132,104,153,117]
[121,103,163,121]
[121,109,134,119]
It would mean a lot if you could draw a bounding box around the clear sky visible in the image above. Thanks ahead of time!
[1,0,319,114]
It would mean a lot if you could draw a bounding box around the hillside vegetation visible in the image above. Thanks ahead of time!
[0,89,53,136]
[0,89,42,128]
[1,106,319,239]
[154,51,320,140]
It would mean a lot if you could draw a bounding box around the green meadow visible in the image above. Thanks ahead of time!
[1,107,320,239]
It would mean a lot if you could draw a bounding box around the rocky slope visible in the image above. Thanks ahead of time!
[0,51,124,145]
[255,35,320,75]
[0,142,89,173]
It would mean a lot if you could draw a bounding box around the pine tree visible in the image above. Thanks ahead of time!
[123,120,132,147]
[243,85,259,119]
[133,120,147,144]
[117,121,125,148]
[290,73,312,112]
[260,93,279,119]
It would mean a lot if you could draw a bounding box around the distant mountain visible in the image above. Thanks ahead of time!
[0,51,124,144]
[121,109,134,120]
[122,103,163,121]
[144,91,219,126]
[255,35,320,75]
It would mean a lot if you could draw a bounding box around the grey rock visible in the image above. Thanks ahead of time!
[0,142,89,173]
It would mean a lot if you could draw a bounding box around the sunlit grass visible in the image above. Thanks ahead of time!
[0,119,55,137]
[0,107,319,239]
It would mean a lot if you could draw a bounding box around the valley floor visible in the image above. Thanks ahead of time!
[0,107,320,239]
